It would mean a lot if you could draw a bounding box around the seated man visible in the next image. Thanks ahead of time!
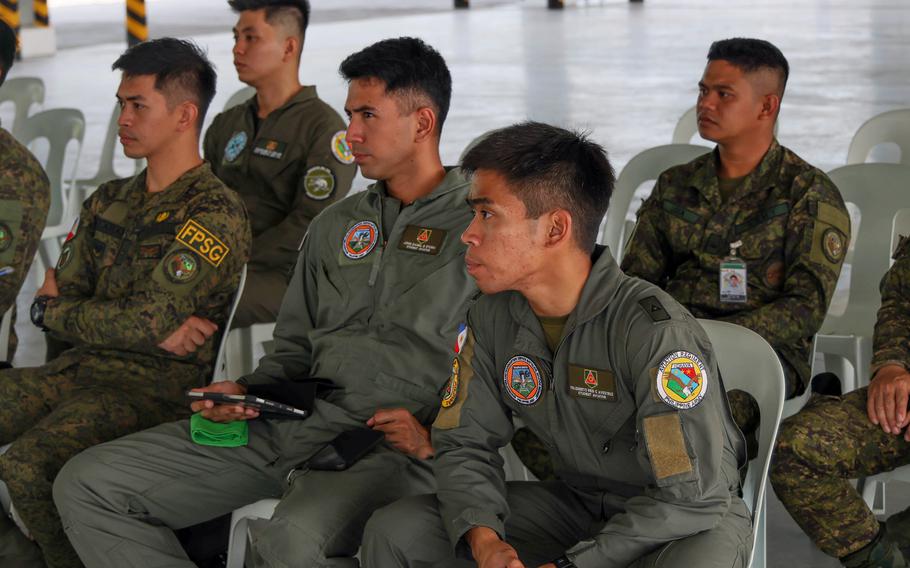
[204,0,356,327]
[0,19,50,363]
[362,122,750,568]
[55,37,476,567]
[0,38,250,568]
[772,238,910,568]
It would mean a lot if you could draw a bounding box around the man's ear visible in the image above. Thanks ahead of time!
[283,35,300,63]
[176,101,199,133]
[759,93,780,121]
[414,107,438,143]
[546,209,573,247]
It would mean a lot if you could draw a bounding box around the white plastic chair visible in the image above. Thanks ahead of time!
[223,86,255,111]
[0,306,12,363]
[212,265,247,383]
[0,77,45,140]
[815,164,910,397]
[671,105,778,145]
[74,104,144,199]
[598,143,710,262]
[698,319,785,568]
[846,109,910,165]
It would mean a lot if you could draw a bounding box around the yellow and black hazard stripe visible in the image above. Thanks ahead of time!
[0,0,20,53]
[33,0,48,27]
[126,0,147,46]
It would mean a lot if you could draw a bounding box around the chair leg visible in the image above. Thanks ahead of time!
[750,497,767,568]
[225,515,250,568]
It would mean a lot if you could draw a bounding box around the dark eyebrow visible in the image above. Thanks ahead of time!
[233,25,255,34]
[466,197,492,207]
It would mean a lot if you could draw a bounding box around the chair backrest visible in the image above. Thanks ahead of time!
[76,103,144,193]
[697,319,785,568]
[821,164,910,337]
[212,264,248,383]
[846,109,910,165]
[0,306,12,363]
[672,105,779,145]
[599,143,710,262]
[0,77,45,139]
[223,87,256,111]
[17,108,86,227]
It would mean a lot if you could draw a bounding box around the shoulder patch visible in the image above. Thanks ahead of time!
[0,222,11,253]
[164,250,201,283]
[639,296,671,322]
[304,166,336,201]
[656,351,707,409]
[176,219,230,267]
[454,323,468,354]
[441,358,459,408]
[503,355,543,405]
[342,221,379,260]
[331,131,355,165]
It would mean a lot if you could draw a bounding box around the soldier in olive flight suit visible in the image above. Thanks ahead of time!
[771,238,910,568]
[204,0,355,327]
[363,122,750,568]
[55,37,477,568]
[0,19,51,363]
[0,39,250,568]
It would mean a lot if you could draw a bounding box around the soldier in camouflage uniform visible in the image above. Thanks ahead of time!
[0,39,250,568]
[771,238,910,568]
[0,19,51,363]
[203,0,355,327]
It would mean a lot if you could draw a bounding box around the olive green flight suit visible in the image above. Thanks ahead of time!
[54,169,478,568]
[203,86,356,327]
[0,164,250,568]
[0,126,51,361]
[363,247,750,568]
[772,238,910,560]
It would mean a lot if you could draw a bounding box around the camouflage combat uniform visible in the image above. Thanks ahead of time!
[203,87,356,327]
[0,163,250,568]
[771,238,910,562]
[0,126,51,361]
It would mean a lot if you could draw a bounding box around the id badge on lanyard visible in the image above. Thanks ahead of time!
[720,240,747,303]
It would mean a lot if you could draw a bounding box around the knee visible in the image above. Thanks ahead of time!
[770,416,824,488]
[361,498,433,562]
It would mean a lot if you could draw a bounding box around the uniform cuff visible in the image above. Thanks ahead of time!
[42,298,66,333]
[870,360,909,378]
[448,509,506,558]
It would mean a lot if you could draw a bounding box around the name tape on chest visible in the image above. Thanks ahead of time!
[567,364,616,402]
[176,219,230,267]
[397,225,447,255]
[253,139,288,160]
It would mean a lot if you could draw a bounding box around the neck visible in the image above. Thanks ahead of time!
[524,248,592,318]
[253,72,302,118]
[384,145,446,204]
[145,136,203,193]
[716,131,774,179]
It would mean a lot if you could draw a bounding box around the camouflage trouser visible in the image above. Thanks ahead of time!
[770,387,910,558]
[0,359,190,568]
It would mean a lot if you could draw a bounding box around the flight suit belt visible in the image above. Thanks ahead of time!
[557,471,643,497]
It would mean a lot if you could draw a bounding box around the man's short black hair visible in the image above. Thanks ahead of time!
[112,38,217,131]
[0,18,16,88]
[461,122,615,253]
[228,0,310,44]
[708,37,789,97]
[339,37,452,136]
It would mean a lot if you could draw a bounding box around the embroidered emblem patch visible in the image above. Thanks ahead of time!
[442,358,459,408]
[584,369,598,388]
[0,222,11,252]
[304,166,336,201]
[224,131,247,162]
[164,250,200,283]
[56,244,73,270]
[454,323,468,354]
[64,217,80,243]
[503,356,543,405]
[823,228,845,263]
[156,211,171,223]
[397,225,446,255]
[656,351,708,410]
[342,221,379,260]
[252,139,287,160]
[176,219,230,267]
[331,130,355,165]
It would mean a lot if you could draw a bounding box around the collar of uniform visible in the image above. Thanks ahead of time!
[365,167,469,208]
[688,139,783,203]
[248,85,318,115]
[128,161,212,199]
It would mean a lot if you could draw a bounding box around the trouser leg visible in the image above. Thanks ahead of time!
[0,364,76,444]
[771,387,910,558]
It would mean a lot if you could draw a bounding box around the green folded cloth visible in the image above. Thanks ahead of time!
[190,413,248,447]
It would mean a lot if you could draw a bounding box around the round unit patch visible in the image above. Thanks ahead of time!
[503,356,543,405]
[164,250,200,283]
[442,358,459,408]
[822,228,845,263]
[342,221,379,260]
[331,130,355,165]
[304,166,336,201]
[224,131,248,163]
[656,351,708,410]
[0,222,11,252]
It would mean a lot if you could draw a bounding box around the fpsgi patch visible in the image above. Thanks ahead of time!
[656,351,707,410]
[331,131,355,165]
[224,131,248,163]
[56,244,73,270]
[164,250,200,283]
[342,221,379,260]
[503,356,543,405]
[823,228,846,263]
[0,222,11,252]
[442,358,459,408]
[454,323,468,354]
[304,166,335,201]
[176,219,230,267]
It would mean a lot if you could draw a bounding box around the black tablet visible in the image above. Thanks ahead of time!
[187,391,308,419]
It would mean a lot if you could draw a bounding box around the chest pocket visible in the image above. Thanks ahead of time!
[734,202,790,261]
[661,199,705,255]
[132,220,181,266]
[90,216,127,268]
[566,369,635,441]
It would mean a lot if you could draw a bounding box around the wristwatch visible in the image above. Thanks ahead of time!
[30,295,52,330]
[553,555,577,568]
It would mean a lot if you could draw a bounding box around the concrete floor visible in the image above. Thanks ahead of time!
[5,0,910,566]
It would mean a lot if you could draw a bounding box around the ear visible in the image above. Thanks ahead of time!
[545,209,573,248]
[413,107,438,143]
[175,101,199,133]
[759,93,780,121]
[283,36,300,63]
